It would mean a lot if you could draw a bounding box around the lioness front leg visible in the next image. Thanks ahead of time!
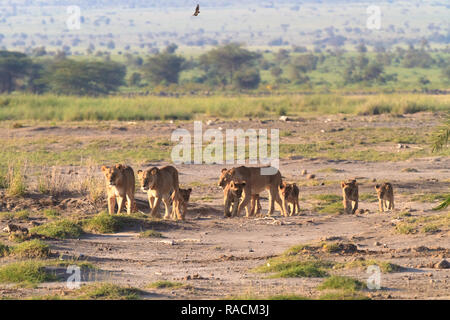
[351,200,358,214]
[108,196,116,215]
[162,197,171,220]
[126,194,134,215]
[116,196,125,214]
[237,191,251,217]
[150,197,162,218]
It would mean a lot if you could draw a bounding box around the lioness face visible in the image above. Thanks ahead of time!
[218,168,232,189]
[137,168,158,192]
[101,164,124,187]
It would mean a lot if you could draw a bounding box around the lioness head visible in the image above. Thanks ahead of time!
[101,164,126,187]
[229,181,246,199]
[218,168,232,188]
[341,179,357,196]
[137,167,159,192]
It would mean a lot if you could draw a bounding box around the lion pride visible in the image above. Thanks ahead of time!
[219,166,286,217]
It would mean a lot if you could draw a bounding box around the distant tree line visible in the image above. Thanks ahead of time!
[0,42,449,96]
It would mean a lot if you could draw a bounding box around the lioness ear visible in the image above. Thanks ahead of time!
[137,170,143,175]
[341,181,346,188]
[221,168,227,173]
[241,182,246,187]
[115,164,123,170]
[101,166,108,172]
[375,184,380,189]
[187,188,192,193]
[150,168,158,175]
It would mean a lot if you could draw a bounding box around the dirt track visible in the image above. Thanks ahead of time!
[0,114,449,299]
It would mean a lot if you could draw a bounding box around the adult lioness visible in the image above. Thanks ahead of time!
[341,179,358,214]
[218,168,261,217]
[279,182,300,216]
[220,166,286,217]
[137,166,181,220]
[101,164,136,215]
[375,182,394,212]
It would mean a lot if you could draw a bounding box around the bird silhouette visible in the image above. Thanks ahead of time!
[193,4,200,16]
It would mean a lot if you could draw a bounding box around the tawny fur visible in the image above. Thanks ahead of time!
[101,164,136,215]
[375,182,394,212]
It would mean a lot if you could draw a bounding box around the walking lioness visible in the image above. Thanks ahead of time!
[101,164,136,215]
[218,168,261,217]
[220,166,286,217]
[137,166,181,220]
[375,182,394,212]
[341,179,359,214]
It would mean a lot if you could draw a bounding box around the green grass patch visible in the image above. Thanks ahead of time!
[82,213,126,234]
[252,256,332,278]
[319,291,370,300]
[318,276,366,291]
[0,210,30,221]
[228,293,310,300]
[360,193,378,202]
[395,213,449,235]
[0,242,10,257]
[139,230,164,238]
[148,280,185,289]
[31,219,83,239]
[42,209,61,219]
[312,194,344,214]
[11,240,51,259]
[336,259,402,273]
[0,260,58,284]
[78,283,143,300]
[410,194,448,203]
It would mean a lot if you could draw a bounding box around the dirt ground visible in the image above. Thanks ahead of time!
[0,113,449,300]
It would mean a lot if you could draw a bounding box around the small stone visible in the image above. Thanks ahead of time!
[306,174,316,180]
[374,241,382,246]
[279,116,289,122]
[301,169,308,175]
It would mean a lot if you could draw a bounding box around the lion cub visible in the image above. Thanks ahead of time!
[341,179,359,214]
[101,164,136,215]
[375,182,394,212]
[224,181,246,217]
[171,187,192,220]
[137,166,181,220]
[218,168,261,217]
[279,182,300,216]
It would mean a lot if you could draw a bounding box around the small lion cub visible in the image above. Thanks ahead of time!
[341,179,359,214]
[101,164,136,215]
[375,182,394,212]
[172,187,192,220]
[224,181,246,218]
[279,182,300,216]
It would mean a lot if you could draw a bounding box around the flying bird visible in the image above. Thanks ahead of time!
[193,4,200,16]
